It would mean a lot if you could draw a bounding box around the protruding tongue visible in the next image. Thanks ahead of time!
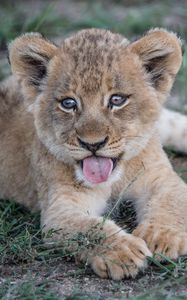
[82,156,113,184]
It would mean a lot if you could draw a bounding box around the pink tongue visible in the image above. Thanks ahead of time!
[82,156,113,184]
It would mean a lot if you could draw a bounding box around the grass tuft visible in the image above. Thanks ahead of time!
[0,278,60,300]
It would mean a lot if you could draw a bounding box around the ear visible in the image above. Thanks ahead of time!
[8,33,57,97]
[129,29,183,100]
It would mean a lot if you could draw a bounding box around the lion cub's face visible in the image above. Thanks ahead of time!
[9,29,182,184]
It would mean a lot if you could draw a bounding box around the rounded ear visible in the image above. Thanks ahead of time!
[129,28,183,100]
[8,33,58,97]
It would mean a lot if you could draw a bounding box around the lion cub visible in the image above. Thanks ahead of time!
[1,28,187,280]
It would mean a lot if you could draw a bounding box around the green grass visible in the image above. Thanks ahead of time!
[0,200,108,266]
[0,278,60,300]
[0,200,41,264]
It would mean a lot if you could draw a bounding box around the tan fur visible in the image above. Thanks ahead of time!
[1,28,187,280]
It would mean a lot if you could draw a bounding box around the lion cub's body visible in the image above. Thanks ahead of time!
[0,78,37,209]
[1,28,187,280]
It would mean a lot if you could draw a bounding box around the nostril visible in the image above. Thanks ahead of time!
[100,136,109,147]
[78,136,109,152]
[77,137,88,149]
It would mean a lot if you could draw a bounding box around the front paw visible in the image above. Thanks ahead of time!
[133,223,187,260]
[85,233,152,280]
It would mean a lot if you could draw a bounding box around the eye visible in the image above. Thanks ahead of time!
[59,98,77,111]
[108,94,130,109]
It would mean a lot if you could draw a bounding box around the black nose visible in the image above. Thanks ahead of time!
[78,136,108,153]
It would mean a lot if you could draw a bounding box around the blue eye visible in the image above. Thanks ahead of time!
[109,94,129,108]
[60,98,77,110]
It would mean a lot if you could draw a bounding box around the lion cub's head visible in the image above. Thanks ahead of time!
[9,28,183,185]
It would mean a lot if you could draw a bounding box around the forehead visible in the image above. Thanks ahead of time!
[55,29,130,94]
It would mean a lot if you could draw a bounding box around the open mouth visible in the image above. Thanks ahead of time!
[79,156,120,184]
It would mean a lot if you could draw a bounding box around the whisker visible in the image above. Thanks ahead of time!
[105,145,123,150]
[66,148,85,152]
[108,139,122,146]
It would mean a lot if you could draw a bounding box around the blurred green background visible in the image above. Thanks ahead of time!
[1,2,187,299]
[0,0,186,110]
